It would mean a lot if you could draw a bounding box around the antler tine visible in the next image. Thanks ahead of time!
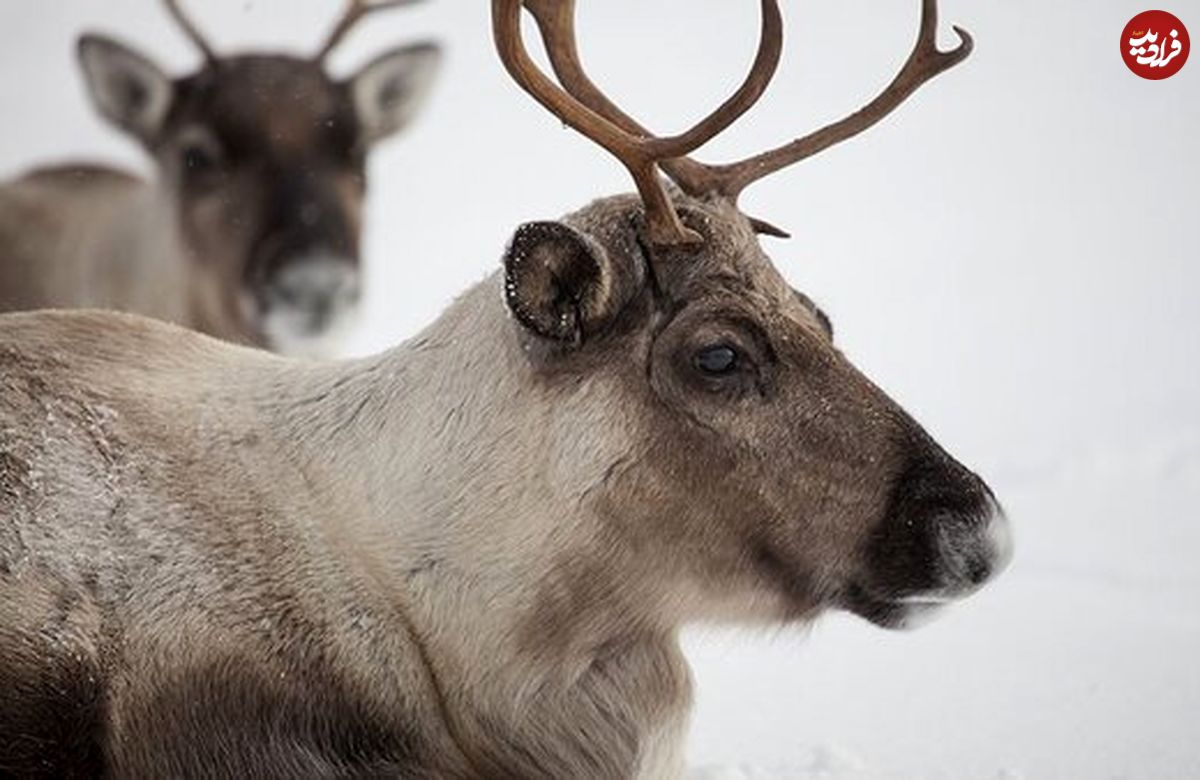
[497,0,782,246]
[518,0,782,167]
[316,0,427,62]
[163,0,219,65]
[520,0,783,199]
[494,0,689,245]
[708,0,974,201]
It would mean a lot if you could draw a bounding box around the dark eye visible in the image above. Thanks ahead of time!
[182,144,219,175]
[693,345,740,376]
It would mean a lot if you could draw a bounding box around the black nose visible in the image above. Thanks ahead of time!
[863,432,998,597]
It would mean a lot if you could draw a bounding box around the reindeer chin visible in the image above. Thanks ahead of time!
[260,301,361,359]
[255,256,362,358]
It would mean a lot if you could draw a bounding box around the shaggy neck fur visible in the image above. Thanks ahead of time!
[260,278,692,778]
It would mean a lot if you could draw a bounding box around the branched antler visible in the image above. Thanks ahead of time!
[504,0,973,241]
[316,0,427,61]
[699,0,974,201]
[494,0,783,246]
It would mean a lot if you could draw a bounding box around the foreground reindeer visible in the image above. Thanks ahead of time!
[0,0,441,356]
[0,1,1009,776]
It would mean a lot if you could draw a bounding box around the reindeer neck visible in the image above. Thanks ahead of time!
[283,276,652,626]
[265,274,693,777]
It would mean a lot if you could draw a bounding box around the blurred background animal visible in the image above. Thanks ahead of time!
[0,0,441,356]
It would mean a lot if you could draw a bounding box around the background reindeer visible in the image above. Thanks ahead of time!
[0,0,1011,777]
[0,0,441,356]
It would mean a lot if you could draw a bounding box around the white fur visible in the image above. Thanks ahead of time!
[259,255,362,357]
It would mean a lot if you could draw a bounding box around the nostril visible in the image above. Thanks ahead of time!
[936,500,1012,593]
[273,283,301,307]
[265,258,359,309]
[966,557,991,585]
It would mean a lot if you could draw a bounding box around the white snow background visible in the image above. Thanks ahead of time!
[2,1,1198,778]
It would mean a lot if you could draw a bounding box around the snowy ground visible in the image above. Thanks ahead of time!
[2,1,1198,777]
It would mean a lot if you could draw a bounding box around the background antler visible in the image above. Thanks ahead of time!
[525,0,972,234]
[316,0,427,61]
[494,0,783,246]
[163,0,218,65]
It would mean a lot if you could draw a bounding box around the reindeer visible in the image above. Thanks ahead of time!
[0,0,441,356]
[0,1,1010,776]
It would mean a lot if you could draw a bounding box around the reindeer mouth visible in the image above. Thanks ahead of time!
[843,471,1014,631]
[255,256,362,355]
[843,507,1012,631]
[841,583,956,630]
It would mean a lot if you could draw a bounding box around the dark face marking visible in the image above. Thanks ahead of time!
[158,56,368,349]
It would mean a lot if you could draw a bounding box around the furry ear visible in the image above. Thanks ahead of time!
[78,34,173,145]
[348,42,443,144]
[503,221,642,344]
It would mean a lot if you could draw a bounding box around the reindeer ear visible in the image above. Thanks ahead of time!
[349,42,443,144]
[78,35,173,145]
[504,221,641,344]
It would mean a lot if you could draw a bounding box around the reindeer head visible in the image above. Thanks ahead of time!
[495,0,1011,629]
[76,0,442,354]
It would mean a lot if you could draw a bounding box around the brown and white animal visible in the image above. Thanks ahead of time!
[0,0,441,356]
[0,1,1009,777]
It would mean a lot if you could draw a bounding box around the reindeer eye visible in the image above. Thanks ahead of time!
[182,144,220,175]
[694,345,739,376]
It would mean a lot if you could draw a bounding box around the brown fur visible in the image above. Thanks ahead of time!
[0,192,1006,778]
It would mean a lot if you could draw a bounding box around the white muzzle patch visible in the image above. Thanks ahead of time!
[895,498,1013,627]
[259,255,362,358]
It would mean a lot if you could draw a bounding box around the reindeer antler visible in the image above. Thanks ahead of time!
[696,0,974,202]
[493,0,784,247]
[316,0,427,62]
[163,0,218,65]
[514,0,973,238]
